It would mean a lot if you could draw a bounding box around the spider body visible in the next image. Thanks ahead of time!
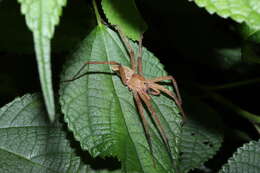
[67,27,185,166]
[115,66,146,91]
[112,65,167,104]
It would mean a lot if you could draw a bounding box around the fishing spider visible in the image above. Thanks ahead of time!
[67,27,185,163]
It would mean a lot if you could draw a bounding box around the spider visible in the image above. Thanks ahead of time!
[66,26,185,165]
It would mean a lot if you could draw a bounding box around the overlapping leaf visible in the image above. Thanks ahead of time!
[101,0,147,40]
[60,25,182,173]
[220,139,260,173]
[0,93,126,172]
[179,95,224,173]
[0,94,82,173]
[192,0,260,30]
[17,0,67,122]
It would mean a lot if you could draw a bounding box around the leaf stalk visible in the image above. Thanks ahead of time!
[197,84,260,124]
[203,78,260,91]
[92,0,102,26]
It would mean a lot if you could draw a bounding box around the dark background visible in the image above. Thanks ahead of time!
[0,0,259,172]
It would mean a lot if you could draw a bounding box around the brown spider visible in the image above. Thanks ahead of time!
[66,27,185,164]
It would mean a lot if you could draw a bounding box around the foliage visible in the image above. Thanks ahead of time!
[179,95,223,173]
[0,0,259,172]
[17,0,67,122]
[220,139,260,173]
[101,0,147,40]
[192,0,260,30]
[0,93,123,172]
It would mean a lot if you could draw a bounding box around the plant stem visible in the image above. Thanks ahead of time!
[231,129,252,141]
[92,0,102,26]
[244,56,260,64]
[197,84,260,124]
[208,92,260,123]
[203,77,260,91]
[253,124,260,135]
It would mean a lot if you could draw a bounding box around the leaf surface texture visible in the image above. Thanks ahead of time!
[193,0,260,30]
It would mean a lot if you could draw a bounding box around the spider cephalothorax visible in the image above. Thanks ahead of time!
[67,26,185,165]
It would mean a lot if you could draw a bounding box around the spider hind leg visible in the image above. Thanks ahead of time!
[133,91,156,167]
[137,90,174,165]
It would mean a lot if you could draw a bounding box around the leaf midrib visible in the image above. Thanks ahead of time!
[101,26,145,173]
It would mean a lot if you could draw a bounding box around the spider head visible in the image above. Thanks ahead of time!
[111,65,135,83]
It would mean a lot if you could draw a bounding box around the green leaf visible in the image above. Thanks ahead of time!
[17,0,67,122]
[179,95,224,173]
[0,93,83,173]
[60,25,182,173]
[192,0,260,30]
[220,139,260,173]
[101,0,147,40]
[0,93,123,173]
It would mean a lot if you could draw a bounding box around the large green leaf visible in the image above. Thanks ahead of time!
[0,93,125,172]
[220,139,260,173]
[101,0,147,40]
[17,0,67,122]
[0,93,82,173]
[192,0,260,30]
[179,95,224,173]
[60,25,182,173]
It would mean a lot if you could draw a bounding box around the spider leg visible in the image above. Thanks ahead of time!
[62,61,121,82]
[137,90,173,162]
[115,26,136,71]
[137,35,144,75]
[148,86,161,95]
[147,83,186,119]
[62,63,88,83]
[133,91,156,167]
[148,76,182,105]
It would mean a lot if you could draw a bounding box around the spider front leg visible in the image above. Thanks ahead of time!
[63,61,125,83]
[115,26,144,76]
[137,35,144,76]
[115,26,137,71]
